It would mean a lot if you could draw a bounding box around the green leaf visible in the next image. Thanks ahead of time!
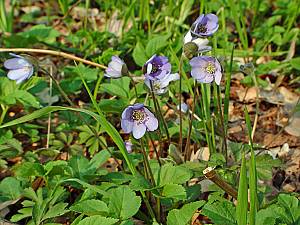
[133,42,148,67]
[290,57,300,70]
[15,90,40,108]
[255,154,281,180]
[89,150,111,170]
[202,200,237,225]
[43,202,69,221]
[167,201,205,225]
[70,199,108,216]
[255,204,283,225]
[10,207,32,222]
[278,194,300,223]
[162,184,186,201]
[77,215,118,225]
[0,177,22,200]
[146,35,170,57]
[15,162,45,178]
[108,186,141,220]
[158,163,192,186]
[101,83,128,98]
[236,152,248,225]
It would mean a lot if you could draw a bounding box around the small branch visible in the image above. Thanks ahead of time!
[0,48,107,69]
[203,167,238,199]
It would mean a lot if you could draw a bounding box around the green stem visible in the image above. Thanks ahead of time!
[184,82,197,161]
[149,81,170,143]
[179,56,184,152]
[0,104,8,126]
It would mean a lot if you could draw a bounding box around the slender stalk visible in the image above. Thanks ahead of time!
[46,67,53,149]
[0,48,107,69]
[184,82,197,161]
[149,81,170,143]
[216,85,228,164]
[178,56,184,152]
[140,139,156,186]
[147,134,161,166]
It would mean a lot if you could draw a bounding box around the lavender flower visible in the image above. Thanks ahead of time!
[124,140,133,153]
[190,14,219,37]
[190,56,222,85]
[144,72,179,95]
[143,55,171,80]
[105,56,128,78]
[4,54,34,84]
[121,103,158,139]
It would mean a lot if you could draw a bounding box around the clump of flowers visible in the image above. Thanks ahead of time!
[105,56,128,78]
[121,103,158,139]
[4,54,34,84]
[143,55,179,94]
[190,56,222,85]
[183,13,219,59]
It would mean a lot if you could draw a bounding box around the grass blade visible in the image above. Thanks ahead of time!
[0,106,136,175]
[236,149,248,225]
[244,107,258,225]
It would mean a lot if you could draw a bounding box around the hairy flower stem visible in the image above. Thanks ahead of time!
[140,139,156,187]
[147,134,162,166]
[40,68,124,170]
[184,83,198,161]
[149,81,170,144]
[216,86,228,165]
[179,55,184,152]
[0,48,107,69]
[140,138,161,222]
[128,72,138,99]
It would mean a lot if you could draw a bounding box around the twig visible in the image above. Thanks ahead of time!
[203,167,238,199]
[0,48,107,69]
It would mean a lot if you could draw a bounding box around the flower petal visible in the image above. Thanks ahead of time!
[145,116,158,131]
[7,67,33,82]
[132,122,146,139]
[214,70,222,85]
[160,73,179,88]
[4,58,30,70]
[121,119,134,133]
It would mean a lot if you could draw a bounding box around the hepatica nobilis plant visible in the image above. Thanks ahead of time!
[0,10,250,225]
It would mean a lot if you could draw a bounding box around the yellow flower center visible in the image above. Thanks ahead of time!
[132,110,145,122]
[205,63,216,74]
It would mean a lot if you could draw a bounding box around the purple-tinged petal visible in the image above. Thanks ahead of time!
[159,73,179,88]
[145,116,158,131]
[121,119,134,133]
[132,122,146,139]
[132,103,144,110]
[214,71,222,85]
[4,58,30,70]
[7,68,32,81]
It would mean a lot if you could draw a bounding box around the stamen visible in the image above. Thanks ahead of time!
[132,110,145,122]
[205,63,216,74]
[197,24,207,33]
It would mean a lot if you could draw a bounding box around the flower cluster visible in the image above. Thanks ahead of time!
[185,13,222,85]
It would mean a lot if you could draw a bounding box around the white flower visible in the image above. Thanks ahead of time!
[4,54,34,84]
[104,56,128,78]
